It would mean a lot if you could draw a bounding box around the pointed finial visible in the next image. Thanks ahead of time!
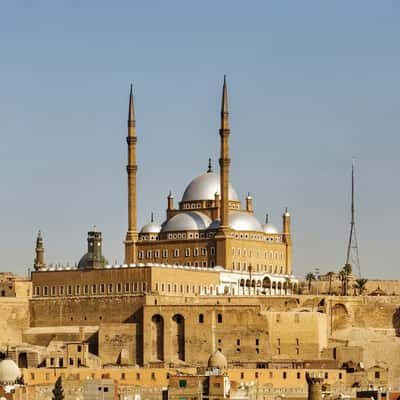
[247,192,251,198]
[151,212,154,223]
[168,190,173,198]
[221,75,229,129]
[93,225,97,232]
[265,214,269,224]
[128,83,135,122]
[38,230,42,238]
[207,158,213,173]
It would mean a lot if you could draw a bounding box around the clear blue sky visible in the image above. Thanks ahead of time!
[1,1,399,279]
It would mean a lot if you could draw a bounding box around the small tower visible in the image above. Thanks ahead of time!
[245,193,253,213]
[167,191,174,211]
[78,230,108,269]
[34,230,46,271]
[306,372,324,400]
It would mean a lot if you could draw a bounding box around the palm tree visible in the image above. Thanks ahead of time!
[327,271,335,295]
[353,278,368,295]
[341,264,352,296]
[305,272,316,294]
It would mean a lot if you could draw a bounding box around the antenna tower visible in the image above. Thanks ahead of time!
[345,161,361,277]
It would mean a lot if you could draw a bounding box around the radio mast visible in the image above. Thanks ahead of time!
[345,160,361,278]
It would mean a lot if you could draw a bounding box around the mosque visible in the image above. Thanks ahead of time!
[32,77,295,297]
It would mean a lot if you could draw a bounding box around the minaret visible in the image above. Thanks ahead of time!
[215,76,233,268]
[219,75,231,230]
[124,84,138,264]
[34,230,46,271]
[282,208,292,275]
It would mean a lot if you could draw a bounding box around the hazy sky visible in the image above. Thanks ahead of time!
[1,1,399,279]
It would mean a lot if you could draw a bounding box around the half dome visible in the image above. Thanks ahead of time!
[262,223,279,234]
[181,172,239,202]
[161,211,212,232]
[140,222,162,234]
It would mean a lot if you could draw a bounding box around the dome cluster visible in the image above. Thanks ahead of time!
[140,171,280,235]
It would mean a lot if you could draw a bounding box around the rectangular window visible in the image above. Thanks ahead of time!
[117,283,122,292]
[201,248,207,256]
[68,285,72,295]
[162,249,168,258]
[179,380,187,388]
[194,248,199,257]
[75,285,80,295]
[43,286,48,296]
[375,371,380,379]
[138,251,144,260]
[185,248,190,257]
[108,283,113,293]
[100,284,105,293]
[210,247,215,255]
[125,282,130,292]
[155,250,160,258]
[92,284,97,294]
[146,250,152,259]
[297,372,301,379]
[283,372,287,379]
[173,249,179,257]
[84,285,89,295]
[256,338,259,346]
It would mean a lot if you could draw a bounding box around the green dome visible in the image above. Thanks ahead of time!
[78,252,108,270]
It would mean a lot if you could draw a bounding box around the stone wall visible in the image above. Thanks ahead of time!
[0,298,30,346]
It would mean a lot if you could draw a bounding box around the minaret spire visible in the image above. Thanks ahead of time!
[34,230,46,271]
[219,75,231,230]
[124,84,138,264]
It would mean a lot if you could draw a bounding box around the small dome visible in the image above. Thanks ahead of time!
[209,213,263,232]
[0,359,21,384]
[208,350,228,370]
[182,172,239,202]
[262,223,279,234]
[161,211,212,232]
[140,222,162,234]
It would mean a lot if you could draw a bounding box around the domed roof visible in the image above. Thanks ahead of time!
[140,222,162,234]
[262,223,279,234]
[0,359,21,384]
[208,350,228,370]
[78,253,108,270]
[182,172,239,202]
[161,211,212,232]
[209,213,263,232]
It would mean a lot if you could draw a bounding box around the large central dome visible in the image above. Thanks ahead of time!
[181,172,239,202]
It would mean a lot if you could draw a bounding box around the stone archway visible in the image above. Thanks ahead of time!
[151,314,164,361]
[172,314,185,361]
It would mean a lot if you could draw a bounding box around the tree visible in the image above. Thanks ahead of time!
[341,264,352,296]
[305,272,316,294]
[52,376,64,400]
[353,278,368,295]
[327,271,335,295]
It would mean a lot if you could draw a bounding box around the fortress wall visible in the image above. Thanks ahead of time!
[29,295,146,327]
[0,298,30,346]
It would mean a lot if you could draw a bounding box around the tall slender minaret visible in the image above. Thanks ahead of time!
[34,230,46,271]
[215,76,232,268]
[124,84,138,264]
[219,75,231,230]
